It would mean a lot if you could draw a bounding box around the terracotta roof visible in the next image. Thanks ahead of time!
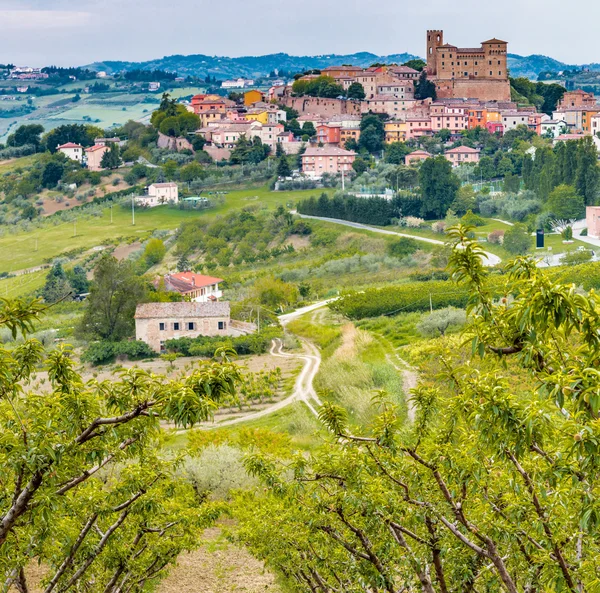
[407,150,431,156]
[165,272,224,293]
[445,146,480,154]
[303,146,356,157]
[135,301,229,319]
[85,144,108,153]
[482,38,507,44]
[150,182,177,188]
[57,142,83,149]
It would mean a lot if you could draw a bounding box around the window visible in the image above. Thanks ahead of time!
[187,322,195,330]
[173,322,180,331]
[159,322,165,331]
[160,341,165,352]
[218,321,226,330]
[490,71,493,76]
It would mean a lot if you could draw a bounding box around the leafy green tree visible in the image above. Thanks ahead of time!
[41,160,65,188]
[144,238,167,266]
[100,142,121,170]
[352,156,368,174]
[417,306,466,337]
[291,75,344,98]
[177,253,191,272]
[78,255,147,341]
[239,226,600,593]
[251,276,299,311]
[384,142,410,164]
[0,297,240,588]
[6,123,44,150]
[546,184,585,219]
[277,154,291,178]
[43,124,102,152]
[67,264,89,295]
[503,222,532,254]
[179,161,205,182]
[419,156,460,219]
[347,82,366,100]
[403,58,426,71]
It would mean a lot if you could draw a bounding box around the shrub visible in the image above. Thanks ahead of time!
[581,228,588,236]
[431,221,446,234]
[503,224,532,255]
[560,250,593,266]
[487,229,505,244]
[461,210,486,227]
[81,340,156,365]
[417,307,467,337]
[387,237,419,259]
[562,226,573,241]
[401,216,426,228]
[330,280,471,319]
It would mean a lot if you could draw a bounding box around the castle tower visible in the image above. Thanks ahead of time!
[426,30,443,75]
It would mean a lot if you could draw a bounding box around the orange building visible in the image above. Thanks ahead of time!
[316,123,341,145]
[339,127,361,147]
[244,90,264,106]
[558,90,596,110]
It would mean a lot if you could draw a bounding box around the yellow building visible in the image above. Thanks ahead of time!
[244,109,269,125]
[244,90,264,106]
[384,120,407,143]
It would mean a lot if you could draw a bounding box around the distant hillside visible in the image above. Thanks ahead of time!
[84,51,600,81]
[84,52,420,79]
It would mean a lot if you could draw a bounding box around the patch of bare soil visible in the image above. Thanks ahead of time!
[157,528,281,593]
[112,241,142,261]
[284,234,310,250]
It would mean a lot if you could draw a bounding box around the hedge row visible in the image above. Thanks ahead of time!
[551,262,600,291]
[330,280,472,319]
[164,327,282,357]
[82,340,157,365]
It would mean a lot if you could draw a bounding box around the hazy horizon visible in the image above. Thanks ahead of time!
[0,0,597,67]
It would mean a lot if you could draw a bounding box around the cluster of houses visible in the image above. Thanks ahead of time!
[134,272,255,352]
[57,137,121,171]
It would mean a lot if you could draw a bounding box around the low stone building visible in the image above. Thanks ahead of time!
[135,301,232,352]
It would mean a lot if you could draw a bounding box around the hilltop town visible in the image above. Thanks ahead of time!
[5,24,600,593]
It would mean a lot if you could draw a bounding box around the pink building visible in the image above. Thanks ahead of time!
[486,121,504,135]
[85,144,109,171]
[405,117,433,139]
[586,206,600,238]
[302,146,356,179]
[430,104,469,133]
[405,150,432,165]
[444,146,481,166]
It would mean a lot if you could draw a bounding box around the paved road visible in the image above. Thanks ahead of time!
[295,213,502,267]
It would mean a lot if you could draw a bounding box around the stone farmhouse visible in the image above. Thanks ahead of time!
[135,302,236,353]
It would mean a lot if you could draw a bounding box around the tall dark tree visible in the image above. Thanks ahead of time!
[277,154,291,178]
[100,142,121,170]
[41,262,72,303]
[78,256,147,341]
[419,156,460,219]
[414,71,437,100]
[6,124,44,150]
[575,135,599,205]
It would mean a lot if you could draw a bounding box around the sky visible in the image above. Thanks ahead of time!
[0,0,597,67]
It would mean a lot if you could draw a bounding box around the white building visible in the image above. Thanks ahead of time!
[163,272,223,302]
[135,182,179,207]
[541,119,568,138]
[501,111,530,132]
[57,142,84,163]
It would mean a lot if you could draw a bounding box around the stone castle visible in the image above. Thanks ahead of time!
[426,30,511,102]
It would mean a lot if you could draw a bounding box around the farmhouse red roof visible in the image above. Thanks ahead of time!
[164,272,224,294]
[57,142,83,149]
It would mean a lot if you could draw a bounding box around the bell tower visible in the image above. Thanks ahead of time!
[426,30,443,75]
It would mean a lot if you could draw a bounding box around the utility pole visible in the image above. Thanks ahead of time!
[429,292,433,313]
[131,196,135,226]
[341,168,345,191]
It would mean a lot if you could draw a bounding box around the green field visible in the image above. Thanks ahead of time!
[47,103,152,127]
[0,187,320,277]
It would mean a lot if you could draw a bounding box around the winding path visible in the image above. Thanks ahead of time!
[294,213,502,267]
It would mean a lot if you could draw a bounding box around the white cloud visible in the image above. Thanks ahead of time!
[0,9,91,28]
